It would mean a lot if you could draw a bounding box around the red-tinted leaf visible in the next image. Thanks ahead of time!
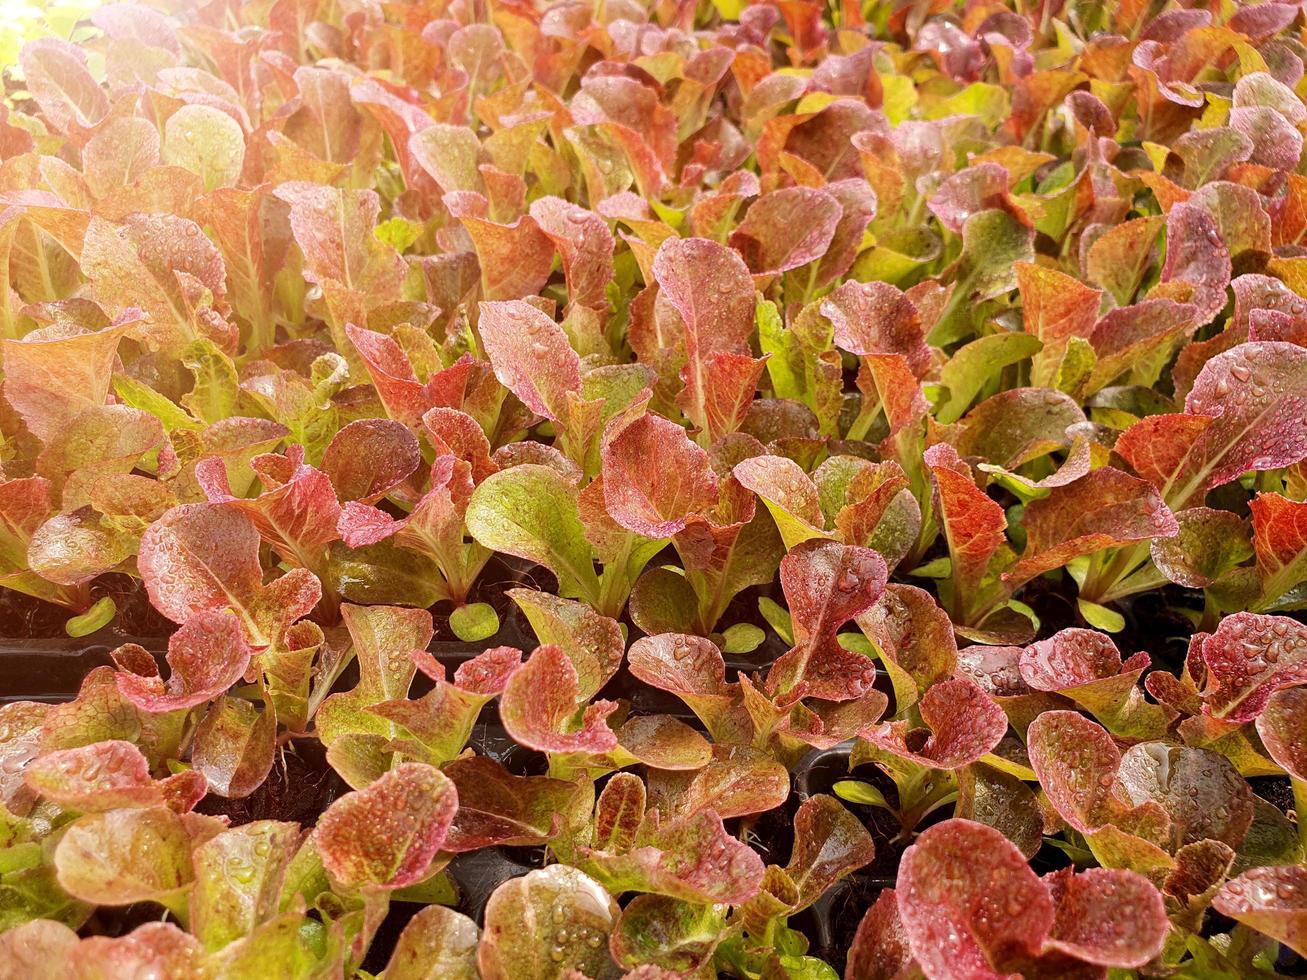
[500,645,620,755]
[587,807,764,905]
[1016,262,1103,386]
[786,795,875,908]
[478,865,620,980]
[1043,867,1169,968]
[1212,866,1307,956]
[1256,688,1307,780]
[1027,711,1169,841]
[273,181,406,300]
[189,820,301,951]
[1115,742,1254,849]
[1,312,141,441]
[81,214,232,354]
[316,762,457,890]
[443,756,586,852]
[477,300,581,423]
[190,696,276,798]
[1195,612,1307,722]
[861,677,1007,769]
[115,610,252,712]
[1118,342,1307,509]
[385,905,480,980]
[602,414,719,538]
[54,806,194,905]
[19,38,108,136]
[529,197,615,311]
[896,819,1053,979]
[766,540,887,704]
[1250,492,1307,603]
[444,191,554,301]
[650,235,755,359]
[322,418,421,503]
[626,634,745,742]
[1151,506,1253,588]
[24,740,160,811]
[823,280,932,379]
[198,446,341,571]
[1019,628,1130,685]
[138,504,321,645]
[1008,467,1178,583]
[846,890,917,980]
[67,923,204,978]
[924,443,1008,615]
[856,584,959,708]
[729,186,841,276]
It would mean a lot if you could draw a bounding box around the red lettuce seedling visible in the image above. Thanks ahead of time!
[849,677,1007,838]
[478,865,621,980]
[1193,612,1307,722]
[765,539,887,706]
[1018,628,1175,738]
[897,819,1168,978]
[1212,866,1307,957]
[138,503,321,647]
[316,603,434,788]
[316,762,457,891]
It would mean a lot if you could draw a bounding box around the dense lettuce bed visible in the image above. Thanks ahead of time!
[0,0,1306,977]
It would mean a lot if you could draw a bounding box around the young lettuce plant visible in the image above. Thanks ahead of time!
[613,416,785,649]
[334,408,505,639]
[713,795,876,978]
[846,819,1170,979]
[629,540,894,768]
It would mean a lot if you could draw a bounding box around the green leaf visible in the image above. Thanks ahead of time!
[191,821,302,951]
[374,217,424,252]
[832,779,891,809]
[64,596,115,637]
[722,622,765,654]
[758,596,793,646]
[181,338,240,425]
[54,807,195,907]
[936,332,1042,424]
[449,602,499,642]
[1077,597,1125,632]
[466,465,600,605]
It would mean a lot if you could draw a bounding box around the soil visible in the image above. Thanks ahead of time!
[0,574,176,643]
[194,738,348,826]
[428,554,548,651]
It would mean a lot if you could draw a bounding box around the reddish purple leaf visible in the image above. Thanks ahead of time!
[1118,342,1307,509]
[861,677,1007,769]
[786,795,876,908]
[1212,867,1307,957]
[846,890,917,980]
[443,755,587,852]
[729,186,841,276]
[138,503,321,644]
[316,762,457,890]
[1043,867,1169,968]
[115,610,252,713]
[823,280,932,379]
[896,819,1053,979]
[477,300,581,423]
[528,196,615,311]
[1195,612,1307,722]
[500,645,620,755]
[1256,688,1307,780]
[1027,710,1168,841]
[24,740,161,811]
[766,540,887,705]
[322,418,422,503]
[602,414,719,538]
